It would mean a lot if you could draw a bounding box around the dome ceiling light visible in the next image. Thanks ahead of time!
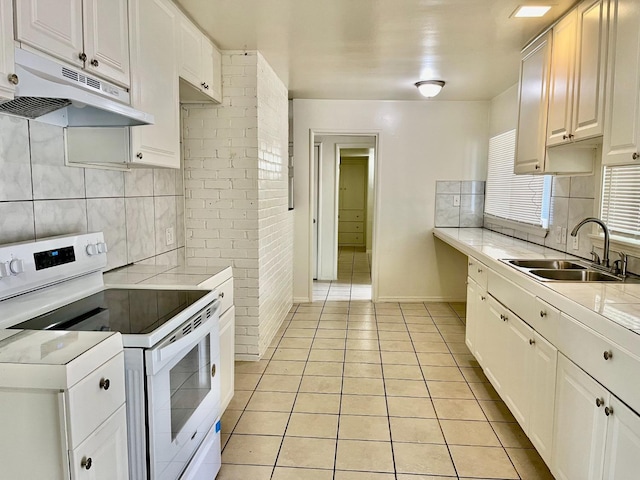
[415,80,445,98]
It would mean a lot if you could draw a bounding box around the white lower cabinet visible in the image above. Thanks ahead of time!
[69,405,129,480]
[552,353,640,480]
[480,296,509,394]
[219,305,235,413]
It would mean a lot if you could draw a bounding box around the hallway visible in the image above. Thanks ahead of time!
[313,246,372,302]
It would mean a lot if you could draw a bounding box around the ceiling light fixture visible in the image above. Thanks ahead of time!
[512,5,552,17]
[415,80,445,98]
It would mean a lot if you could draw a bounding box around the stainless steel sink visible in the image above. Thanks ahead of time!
[529,269,621,282]
[507,259,586,270]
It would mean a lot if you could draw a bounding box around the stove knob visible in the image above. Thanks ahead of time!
[9,259,24,275]
[0,261,10,278]
[97,242,108,254]
[86,244,98,256]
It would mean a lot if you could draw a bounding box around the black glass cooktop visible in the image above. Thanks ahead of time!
[11,288,209,335]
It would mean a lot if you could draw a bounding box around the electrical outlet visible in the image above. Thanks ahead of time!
[561,227,567,244]
[572,235,580,250]
[166,227,175,246]
[453,195,460,207]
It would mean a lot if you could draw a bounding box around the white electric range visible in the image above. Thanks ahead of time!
[0,232,223,480]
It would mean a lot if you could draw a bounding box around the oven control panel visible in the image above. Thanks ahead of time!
[0,232,107,301]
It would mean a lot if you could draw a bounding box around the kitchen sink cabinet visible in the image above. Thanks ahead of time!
[0,0,15,101]
[128,0,180,169]
[602,0,640,166]
[14,0,131,87]
[547,0,609,147]
[515,31,552,174]
[481,296,509,394]
[178,16,222,104]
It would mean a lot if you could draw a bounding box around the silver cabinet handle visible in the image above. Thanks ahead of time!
[136,152,143,159]
[81,457,92,470]
[91,59,99,67]
[596,398,603,407]
[605,406,613,416]
[529,339,535,345]
[7,73,18,85]
[540,310,547,318]
[477,268,483,273]
[480,296,486,301]
[99,378,110,390]
[79,52,87,62]
[603,350,613,360]
[633,152,639,160]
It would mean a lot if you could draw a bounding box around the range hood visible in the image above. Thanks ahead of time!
[0,49,154,127]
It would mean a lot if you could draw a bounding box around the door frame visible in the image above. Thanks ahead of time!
[312,142,322,280]
[308,130,380,302]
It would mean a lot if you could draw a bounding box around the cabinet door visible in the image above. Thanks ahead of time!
[551,354,607,480]
[465,278,478,355]
[178,17,203,89]
[129,0,180,168]
[529,331,558,465]
[515,31,552,174]
[603,0,640,166]
[208,42,222,103]
[69,405,129,480]
[219,306,235,413]
[0,0,15,100]
[83,0,130,87]
[572,0,608,141]
[602,395,640,479]
[15,0,84,68]
[480,297,508,394]
[547,10,577,147]
[502,312,534,430]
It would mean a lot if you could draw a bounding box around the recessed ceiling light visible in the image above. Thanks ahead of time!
[512,5,552,17]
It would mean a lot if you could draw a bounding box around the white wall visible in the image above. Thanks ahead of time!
[366,148,375,253]
[293,99,490,302]
[314,135,375,280]
[489,83,518,136]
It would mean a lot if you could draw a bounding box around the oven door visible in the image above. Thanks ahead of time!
[145,299,221,480]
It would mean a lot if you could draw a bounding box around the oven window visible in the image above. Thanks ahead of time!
[169,336,211,440]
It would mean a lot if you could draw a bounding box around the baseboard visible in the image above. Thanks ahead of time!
[235,353,260,362]
[375,296,467,303]
[293,296,311,304]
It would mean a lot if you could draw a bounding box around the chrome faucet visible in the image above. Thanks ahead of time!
[570,217,610,267]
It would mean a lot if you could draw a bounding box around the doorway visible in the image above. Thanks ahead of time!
[311,134,377,302]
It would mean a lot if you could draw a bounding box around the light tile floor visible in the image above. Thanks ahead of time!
[313,246,372,302]
[219,248,555,480]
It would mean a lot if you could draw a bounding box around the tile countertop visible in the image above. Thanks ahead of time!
[103,263,232,290]
[434,228,640,356]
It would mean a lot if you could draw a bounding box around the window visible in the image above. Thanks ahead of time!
[601,164,640,239]
[484,129,551,228]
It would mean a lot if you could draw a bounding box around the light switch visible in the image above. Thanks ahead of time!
[572,236,580,250]
[453,195,460,207]
[166,227,175,246]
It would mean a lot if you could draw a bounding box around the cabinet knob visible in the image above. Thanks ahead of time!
[477,268,482,273]
[90,59,99,67]
[480,296,486,301]
[136,152,143,159]
[535,164,540,170]
[468,262,473,267]
[99,378,111,390]
[605,406,613,416]
[562,134,568,140]
[596,397,604,407]
[529,338,535,345]
[219,291,225,298]
[603,350,613,360]
[7,73,18,85]
[633,152,640,160]
[211,364,217,377]
[540,310,547,318]
[81,457,93,470]
[568,134,574,139]
[204,84,209,90]
[79,52,87,62]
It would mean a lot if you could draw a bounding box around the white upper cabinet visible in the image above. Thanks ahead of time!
[83,0,131,87]
[0,0,16,100]
[515,31,552,174]
[177,14,222,104]
[129,0,180,169]
[547,10,577,147]
[547,1,609,147]
[603,0,640,166]
[14,0,130,87]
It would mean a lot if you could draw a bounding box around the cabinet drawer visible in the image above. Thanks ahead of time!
[339,221,364,233]
[558,313,640,414]
[217,278,234,314]
[487,269,536,323]
[467,257,488,289]
[66,352,125,449]
[532,297,560,346]
[339,210,364,222]
[338,232,364,244]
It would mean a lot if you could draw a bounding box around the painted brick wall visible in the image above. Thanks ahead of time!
[183,51,292,360]
[256,54,294,356]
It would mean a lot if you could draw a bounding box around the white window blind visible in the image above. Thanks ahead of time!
[484,130,550,227]
[601,164,640,239]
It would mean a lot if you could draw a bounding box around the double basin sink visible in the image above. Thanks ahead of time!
[504,259,628,282]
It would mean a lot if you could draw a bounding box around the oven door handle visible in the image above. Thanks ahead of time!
[148,298,221,374]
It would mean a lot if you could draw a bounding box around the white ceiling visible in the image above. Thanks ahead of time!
[175,0,576,101]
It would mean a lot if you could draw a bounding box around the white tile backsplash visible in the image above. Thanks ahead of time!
[0,115,185,270]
